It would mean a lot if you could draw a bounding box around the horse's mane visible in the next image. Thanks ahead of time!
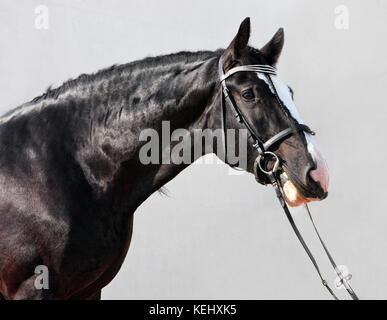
[1,46,264,120]
[29,50,221,104]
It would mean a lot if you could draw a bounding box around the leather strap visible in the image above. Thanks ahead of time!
[219,57,293,161]
[263,128,293,150]
[266,172,339,300]
[304,204,359,300]
[221,64,277,81]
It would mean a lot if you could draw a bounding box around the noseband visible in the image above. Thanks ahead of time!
[218,56,359,300]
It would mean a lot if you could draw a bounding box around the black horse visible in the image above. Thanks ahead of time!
[0,18,328,299]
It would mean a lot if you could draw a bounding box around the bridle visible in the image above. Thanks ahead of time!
[218,57,315,182]
[218,56,359,300]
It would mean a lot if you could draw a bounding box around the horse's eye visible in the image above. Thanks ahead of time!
[242,90,255,100]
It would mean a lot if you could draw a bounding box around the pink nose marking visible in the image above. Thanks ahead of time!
[309,150,329,193]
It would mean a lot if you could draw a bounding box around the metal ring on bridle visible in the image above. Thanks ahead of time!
[254,151,280,177]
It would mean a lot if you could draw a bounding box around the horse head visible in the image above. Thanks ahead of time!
[219,18,329,207]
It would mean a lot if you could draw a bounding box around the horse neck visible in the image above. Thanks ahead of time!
[76,53,220,208]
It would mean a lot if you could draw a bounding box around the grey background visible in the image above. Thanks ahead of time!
[0,0,386,299]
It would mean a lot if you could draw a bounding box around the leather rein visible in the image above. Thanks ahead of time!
[218,56,359,300]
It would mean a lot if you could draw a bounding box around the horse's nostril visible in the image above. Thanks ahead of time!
[309,160,329,193]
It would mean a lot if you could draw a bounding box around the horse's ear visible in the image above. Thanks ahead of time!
[260,28,284,66]
[222,17,251,71]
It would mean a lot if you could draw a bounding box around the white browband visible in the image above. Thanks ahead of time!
[220,64,277,82]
